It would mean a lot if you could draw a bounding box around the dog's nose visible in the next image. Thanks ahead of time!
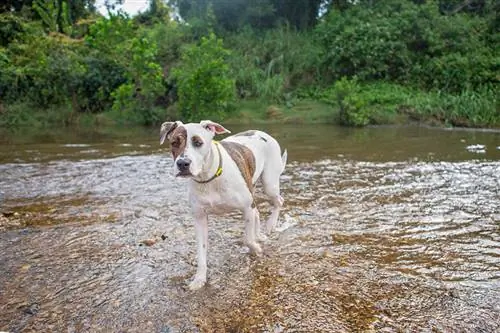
[176,158,191,171]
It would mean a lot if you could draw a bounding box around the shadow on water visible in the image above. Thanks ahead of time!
[0,124,499,332]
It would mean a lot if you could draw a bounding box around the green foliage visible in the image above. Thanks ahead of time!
[316,1,414,82]
[316,80,499,128]
[85,13,168,125]
[172,0,323,31]
[0,0,498,129]
[1,32,86,107]
[0,102,76,127]
[110,37,165,125]
[32,0,73,34]
[76,55,127,113]
[32,0,58,32]
[0,102,34,127]
[330,77,370,126]
[0,13,28,46]
[316,1,498,93]
[134,0,172,26]
[85,13,135,57]
[145,22,188,67]
[171,33,235,121]
[226,26,321,102]
[1,0,97,21]
[404,85,499,127]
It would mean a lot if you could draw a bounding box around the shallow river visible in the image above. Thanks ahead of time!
[0,124,499,332]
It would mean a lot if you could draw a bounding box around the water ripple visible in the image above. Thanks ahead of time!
[0,153,499,332]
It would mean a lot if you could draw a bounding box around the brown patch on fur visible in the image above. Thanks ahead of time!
[191,135,204,146]
[160,121,179,144]
[169,126,187,159]
[220,141,256,193]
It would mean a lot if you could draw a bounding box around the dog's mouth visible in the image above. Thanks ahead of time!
[176,171,192,178]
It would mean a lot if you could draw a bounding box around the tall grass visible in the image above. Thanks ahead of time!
[408,86,499,127]
[225,26,322,102]
[312,79,499,127]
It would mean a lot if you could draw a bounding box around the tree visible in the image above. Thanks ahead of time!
[171,33,235,121]
[134,0,172,25]
[170,0,325,31]
[0,0,97,22]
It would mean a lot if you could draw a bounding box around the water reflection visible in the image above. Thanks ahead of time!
[1,124,499,163]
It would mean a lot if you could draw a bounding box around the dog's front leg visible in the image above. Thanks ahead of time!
[188,210,208,290]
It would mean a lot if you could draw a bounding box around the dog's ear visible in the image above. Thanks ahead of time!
[160,121,182,145]
[200,120,231,135]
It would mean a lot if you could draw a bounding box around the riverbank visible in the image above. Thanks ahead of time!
[1,82,498,129]
[227,81,499,128]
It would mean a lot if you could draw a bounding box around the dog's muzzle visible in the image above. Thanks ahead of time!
[176,157,192,177]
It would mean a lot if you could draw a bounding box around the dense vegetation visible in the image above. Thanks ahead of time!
[0,0,498,128]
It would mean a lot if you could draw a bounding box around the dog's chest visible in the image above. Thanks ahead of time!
[189,176,249,213]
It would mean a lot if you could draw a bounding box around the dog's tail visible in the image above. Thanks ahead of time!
[281,149,288,174]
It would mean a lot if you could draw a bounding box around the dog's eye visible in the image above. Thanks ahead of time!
[192,136,203,148]
[171,140,180,147]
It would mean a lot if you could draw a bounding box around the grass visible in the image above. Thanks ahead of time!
[290,81,499,128]
[1,83,498,129]
[0,102,78,128]
[403,86,500,128]
[223,99,335,125]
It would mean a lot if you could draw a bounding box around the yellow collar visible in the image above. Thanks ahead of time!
[193,141,223,184]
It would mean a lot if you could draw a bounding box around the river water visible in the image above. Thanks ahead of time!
[0,124,499,332]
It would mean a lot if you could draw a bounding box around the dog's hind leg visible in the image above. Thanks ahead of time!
[261,144,286,234]
[253,207,267,241]
[262,175,284,234]
[244,207,263,255]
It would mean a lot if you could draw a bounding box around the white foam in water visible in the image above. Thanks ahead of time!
[62,144,91,147]
[466,144,486,154]
[275,214,297,232]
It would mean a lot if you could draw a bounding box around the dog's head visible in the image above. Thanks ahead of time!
[159,120,230,178]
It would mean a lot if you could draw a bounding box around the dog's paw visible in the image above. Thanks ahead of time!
[265,225,276,235]
[249,243,263,257]
[188,277,206,291]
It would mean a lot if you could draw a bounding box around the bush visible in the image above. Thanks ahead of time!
[171,33,235,121]
[146,22,189,67]
[109,37,166,125]
[75,54,127,113]
[406,85,499,127]
[316,2,415,83]
[86,13,167,125]
[315,1,498,92]
[1,33,86,108]
[321,80,499,128]
[330,77,370,126]
[329,78,407,126]
[225,26,322,101]
[0,14,128,115]
[0,13,29,46]
[85,13,136,60]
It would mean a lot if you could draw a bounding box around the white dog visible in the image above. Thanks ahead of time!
[160,120,287,290]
